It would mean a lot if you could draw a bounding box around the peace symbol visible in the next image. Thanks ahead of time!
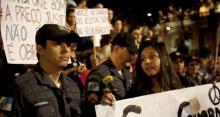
[209,85,220,105]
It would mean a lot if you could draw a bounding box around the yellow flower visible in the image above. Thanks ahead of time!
[102,75,113,88]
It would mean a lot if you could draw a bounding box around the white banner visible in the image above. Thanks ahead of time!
[1,0,67,64]
[75,9,110,37]
[95,83,220,117]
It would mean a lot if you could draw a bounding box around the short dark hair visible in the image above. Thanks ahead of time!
[177,45,189,55]
[111,32,138,54]
[35,24,80,59]
[36,24,79,46]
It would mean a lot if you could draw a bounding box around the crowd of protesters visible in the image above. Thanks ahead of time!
[0,0,220,117]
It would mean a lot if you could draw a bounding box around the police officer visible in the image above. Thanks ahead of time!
[82,32,138,117]
[12,24,81,117]
[170,51,188,87]
[185,56,202,86]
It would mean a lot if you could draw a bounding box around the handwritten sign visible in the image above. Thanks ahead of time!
[75,9,110,37]
[1,0,66,64]
[95,83,220,117]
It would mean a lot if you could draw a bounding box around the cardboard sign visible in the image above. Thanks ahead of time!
[95,83,220,117]
[1,0,66,64]
[75,9,110,37]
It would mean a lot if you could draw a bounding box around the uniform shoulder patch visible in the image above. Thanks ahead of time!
[88,93,98,104]
[87,81,100,91]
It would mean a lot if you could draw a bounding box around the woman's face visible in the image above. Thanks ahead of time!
[114,20,122,32]
[141,46,161,77]
[66,11,76,26]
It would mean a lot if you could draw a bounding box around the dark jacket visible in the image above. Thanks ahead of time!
[64,58,84,94]
[184,74,199,87]
[12,64,81,117]
[82,58,134,117]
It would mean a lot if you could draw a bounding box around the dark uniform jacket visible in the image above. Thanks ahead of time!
[81,58,134,117]
[184,74,199,87]
[12,64,81,117]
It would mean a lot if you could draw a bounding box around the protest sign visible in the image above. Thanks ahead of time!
[1,0,66,64]
[95,83,220,117]
[75,8,110,37]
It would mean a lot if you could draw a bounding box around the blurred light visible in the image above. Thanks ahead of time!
[199,5,210,17]
[166,26,171,31]
[147,13,152,17]
[216,3,220,13]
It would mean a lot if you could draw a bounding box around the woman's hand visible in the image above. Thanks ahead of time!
[100,88,116,106]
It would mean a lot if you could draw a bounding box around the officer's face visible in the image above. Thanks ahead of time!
[174,58,185,74]
[118,46,134,65]
[39,40,71,69]
[188,61,200,76]
[141,46,160,77]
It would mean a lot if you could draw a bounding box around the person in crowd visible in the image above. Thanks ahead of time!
[170,51,189,87]
[185,56,202,86]
[130,39,182,96]
[67,0,77,8]
[130,26,143,48]
[108,8,114,25]
[65,6,93,83]
[75,37,94,69]
[64,7,94,69]
[96,35,112,63]
[199,47,212,83]
[110,19,123,39]
[213,53,220,82]
[177,44,189,58]
[82,32,138,117]
[106,8,114,34]
[65,8,76,32]
[95,3,104,8]
[12,24,81,117]
[76,0,88,9]
[63,32,86,94]
[213,70,220,82]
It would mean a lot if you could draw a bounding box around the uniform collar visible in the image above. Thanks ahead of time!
[34,63,65,88]
[104,58,128,80]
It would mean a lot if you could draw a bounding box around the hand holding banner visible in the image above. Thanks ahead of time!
[96,83,220,117]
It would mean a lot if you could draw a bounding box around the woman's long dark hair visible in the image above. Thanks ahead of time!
[132,38,182,96]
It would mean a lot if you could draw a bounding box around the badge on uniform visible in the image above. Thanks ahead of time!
[0,96,13,111]
[88,93,98,104]
[87,81,100,92]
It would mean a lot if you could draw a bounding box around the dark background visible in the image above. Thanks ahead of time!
[86,0,201,26]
